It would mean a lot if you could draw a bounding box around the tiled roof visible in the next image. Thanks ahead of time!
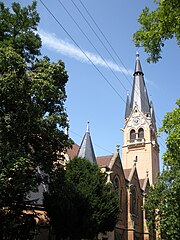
[67,143,79,159]
[123,168,131,179]
[96,155,113,168]
[139,178,145,189]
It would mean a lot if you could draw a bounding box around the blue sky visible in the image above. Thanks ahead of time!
[6,0,180,169]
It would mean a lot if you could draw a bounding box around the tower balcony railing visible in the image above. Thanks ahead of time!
[128,138,145,147]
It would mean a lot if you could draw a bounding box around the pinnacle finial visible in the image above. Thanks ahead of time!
[146,170,149,178]
[86,121,90,132]
[136,50,139,59]
[116,144,120,152]
[134,156,138,167]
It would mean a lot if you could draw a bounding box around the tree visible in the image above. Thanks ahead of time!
[133,0,180,63]
[0,1,41,63]
[0,2,71,239]
[133,2,180,238]
[144,99,180,240]
[44,157,119,240]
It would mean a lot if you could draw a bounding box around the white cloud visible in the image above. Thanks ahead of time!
[38,29,130,75]
[145,78,159,89]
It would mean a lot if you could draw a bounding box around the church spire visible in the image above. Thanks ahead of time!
[125,52,150,118]
[134,51,143,74]
[77,122,96,164]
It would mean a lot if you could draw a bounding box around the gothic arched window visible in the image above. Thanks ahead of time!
[120,189,123,209]
[130,186,137,215]
[113,176,119,190]
[138,128,144,139]
[130,129,136,140]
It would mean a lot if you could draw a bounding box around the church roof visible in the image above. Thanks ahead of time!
[67,143,79,159]
[77,122,96,164]
[139,178,146,189]
[125,52,150,118]
[124,168,131,179]
[96,155,113,168]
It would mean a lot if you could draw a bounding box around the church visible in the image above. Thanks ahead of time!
[32,53,160,240]
[66,52,160,240]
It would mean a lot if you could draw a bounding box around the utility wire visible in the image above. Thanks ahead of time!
[57,0,128,93]
[70,130,113,155]
[60,0,155,128]
[70,0,132,88]
[77,0,133,85]
[76,0,164,131]
[39,0,166,149]
[39,0,126,104]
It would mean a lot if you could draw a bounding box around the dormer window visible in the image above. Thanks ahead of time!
[130,129,136,141]
[138,128,144,139]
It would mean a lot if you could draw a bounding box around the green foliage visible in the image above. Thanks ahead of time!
[0,1,41,63]
[44,157,119,240]
[0,46,71,238]
[133,0,180,62]
[0,210,36,240]
[0,1,71,238]
[145,99,180,240]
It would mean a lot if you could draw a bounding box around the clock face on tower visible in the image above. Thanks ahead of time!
[133,117,140,126]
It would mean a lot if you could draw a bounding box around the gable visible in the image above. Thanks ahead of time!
[125,106,150,130]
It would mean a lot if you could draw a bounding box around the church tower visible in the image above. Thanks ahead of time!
[122,52,159,185]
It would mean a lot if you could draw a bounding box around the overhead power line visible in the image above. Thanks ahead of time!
[57,0,128,93]
[69,0,162,128]
[77,0,133,85]
[70,130,113,155]
[70,0,133,88]
[75,0,164,131]
[39,0,126,104]
[39,0,166,149]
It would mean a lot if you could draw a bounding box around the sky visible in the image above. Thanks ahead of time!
[6,0,180,169]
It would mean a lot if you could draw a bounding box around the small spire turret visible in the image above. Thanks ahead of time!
[77,122,96,164]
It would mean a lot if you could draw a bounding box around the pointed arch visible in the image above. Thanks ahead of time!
[130,186,137,215]
[113,176,119,190]
[138,128,144,139]
[130,129,136,141]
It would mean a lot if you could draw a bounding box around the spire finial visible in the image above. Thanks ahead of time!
[136,50,139,59]
[134,156,138,167]
[86,121,90,132]
[116,144,120,153]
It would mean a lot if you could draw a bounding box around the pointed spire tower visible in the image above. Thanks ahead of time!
[122,52,159,185]
[77,122,96,164]
[125,52,150,119]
